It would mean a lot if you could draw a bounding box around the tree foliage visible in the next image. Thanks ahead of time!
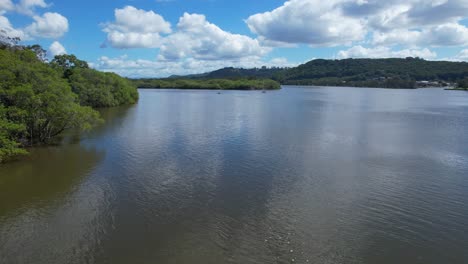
[0,46,138,163]
[27,44,48,62]
[50,54,138,107]
[0,104,27,163]
[51,54,89,70]
[0,30,20,48]
[50,54,89,78]
[68,68,139,107]
[272,58,468,88]
[0,48,102,146]
[458,78,468,89]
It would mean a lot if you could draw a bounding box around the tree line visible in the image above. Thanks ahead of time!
[132,78,281,90]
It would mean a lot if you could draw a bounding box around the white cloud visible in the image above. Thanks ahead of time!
[25,12,68,39]
[246,0,366,46]
[1,0,68,41]
[341,0,468,30]
[16,0,48,16]
[101,7,270,63]
[337,45,437,60]
[246,0,468,48]
[0,0,14,14]
[48,41,66,56]
[455,49,468,61]
[158,13,269,61]
[92,55,297,78]
[103,5,171,48]
[0,15,25,39]
[443,49,468,61]
[373,23,468,47]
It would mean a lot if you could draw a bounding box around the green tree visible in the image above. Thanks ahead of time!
[0,48,102,152]
[27,44,48,62]
[458,78,468,89]
[67,68,139,107]
[0,29,20,48]
[0,104,27,162]
[50,54,89,78]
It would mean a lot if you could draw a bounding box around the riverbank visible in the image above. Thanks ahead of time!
[282,84,450,90]
[445,88,468,91]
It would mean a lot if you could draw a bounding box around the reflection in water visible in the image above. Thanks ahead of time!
[1,87,468,264]
[0,145,106,264]
[0,145,105,218]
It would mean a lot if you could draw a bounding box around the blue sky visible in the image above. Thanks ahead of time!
[2,0,468,77]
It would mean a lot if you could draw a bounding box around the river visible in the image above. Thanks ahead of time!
[1,87,468,264]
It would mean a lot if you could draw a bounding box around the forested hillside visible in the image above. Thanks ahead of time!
[274,58,468,88]
[0,39,138,163]
[168,58,468,89]
[168,67,287,80]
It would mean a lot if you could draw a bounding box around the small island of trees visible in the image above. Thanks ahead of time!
[132,78,281,90]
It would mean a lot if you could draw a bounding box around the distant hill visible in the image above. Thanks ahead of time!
[273,58,468,88]
[205,67,287,79]
[171,67,288,80]
[169,58,468,89]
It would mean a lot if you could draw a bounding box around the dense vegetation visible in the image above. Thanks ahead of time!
[132,78,281,90]
[457,78,468,90]
[177,58,468,89]
[272,58,468,88]
[51,55,139,107]
[0,38,138,163]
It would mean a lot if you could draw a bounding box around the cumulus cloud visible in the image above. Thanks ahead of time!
[1,0,69,41]
[246,0,468,48]
[102,5,171,48]
[373,23,468,47]
[361,0,468,30]
[337,45,437,60]
[0,15,25,39]
[246,0,366,46]
[0,0,14,14]
[16,0,48,16]
[25,12,68,39]
[158,13,269,61]
[102,7,269,63]
[48,41,66,56]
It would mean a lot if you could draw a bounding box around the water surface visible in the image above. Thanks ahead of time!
[1,87,468,264]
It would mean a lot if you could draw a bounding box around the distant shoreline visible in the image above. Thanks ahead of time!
[132,78,281,90]
[445,88,468,91]
[137,87,278,91]
[137,85,454,90]
[280,85,447,90]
